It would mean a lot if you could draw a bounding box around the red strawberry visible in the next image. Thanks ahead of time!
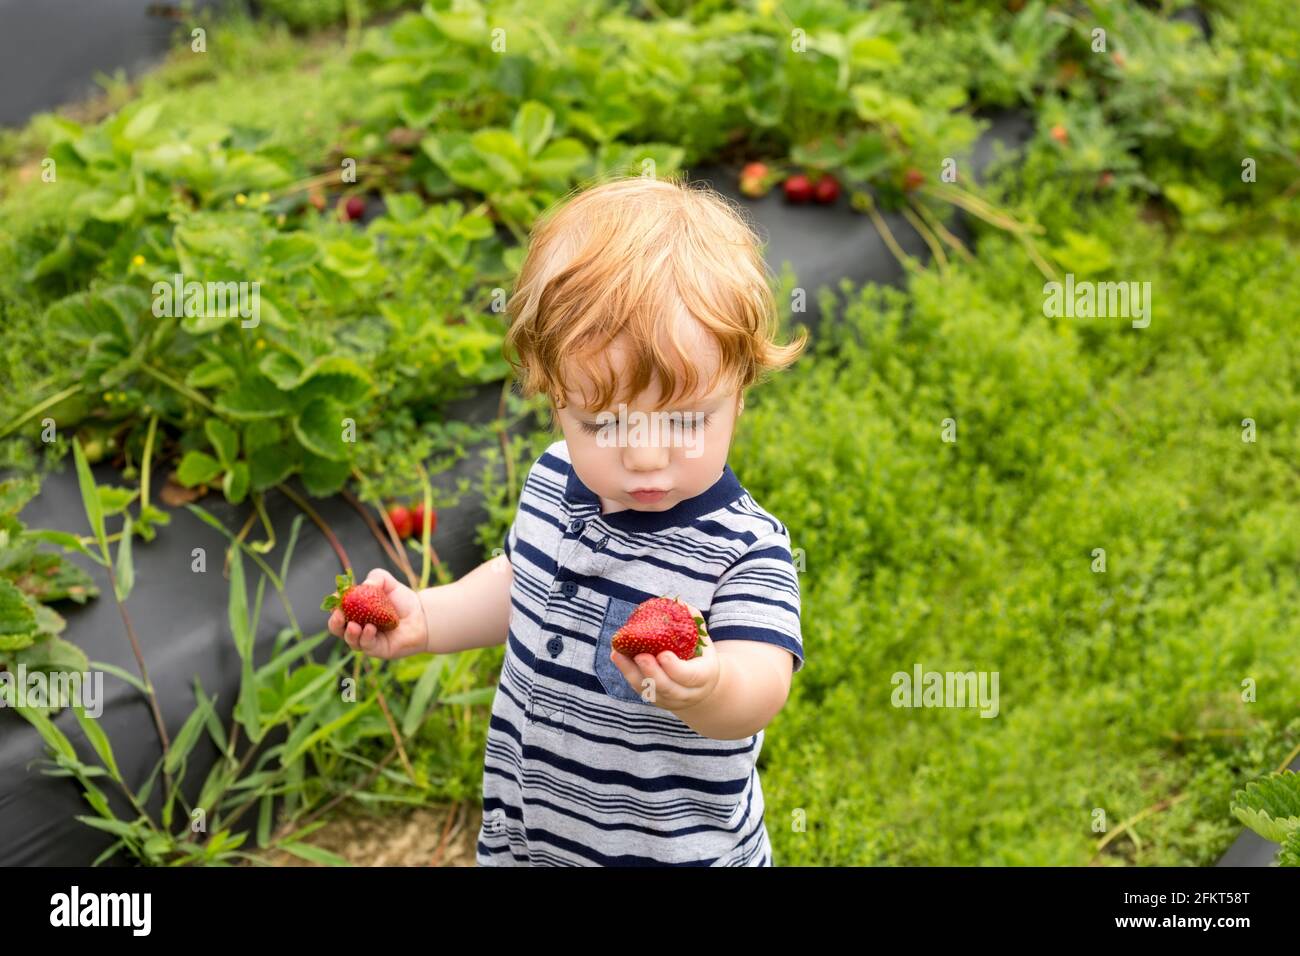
[388,504,413,539]
[611,596,708,662]
[339,195,365,221]
[903,167,926,191]
[411,503,437,537]
[813,173,840,204]
[783,174,813,204]
[1050,124,1069,145]
[321,571,399,632]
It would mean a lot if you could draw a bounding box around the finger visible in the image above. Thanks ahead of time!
[609,649,645,689]
[328,610,344,637]
[637,652,683,693]
[342,625,359,651]
[655,649,704,687]
[359,623,378,648]
[363,568,399,593]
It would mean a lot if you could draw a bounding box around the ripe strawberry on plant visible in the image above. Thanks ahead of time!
[321,570,399,632]
[388,504,413,539]
[411,503,437,537]
[812,173,840,204]
[782,173,813,204]
[903,167,925,192]
[338,195,365,221]
[612,596,709,662]
[1050,124,1069,145]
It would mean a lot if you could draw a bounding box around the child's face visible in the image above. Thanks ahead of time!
[552,336,742,517]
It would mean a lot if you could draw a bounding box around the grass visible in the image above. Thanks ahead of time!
[736,183,1299,864]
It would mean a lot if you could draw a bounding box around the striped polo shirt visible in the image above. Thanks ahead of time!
[476,438,804,866]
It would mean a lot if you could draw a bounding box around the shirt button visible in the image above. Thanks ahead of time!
[546,637,563,657]
[594,535,609,552]
[569,517,585,534]
[560,580,577,597]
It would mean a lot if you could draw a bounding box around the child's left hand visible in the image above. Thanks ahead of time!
[609,601,721,713]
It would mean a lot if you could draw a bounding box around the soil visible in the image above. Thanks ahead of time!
[257,802,483,867]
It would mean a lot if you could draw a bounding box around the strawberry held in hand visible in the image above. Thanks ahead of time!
[612,596,709,662]
[321,570,399,632]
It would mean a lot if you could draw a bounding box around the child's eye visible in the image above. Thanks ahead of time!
[676,413,713,431]
[578,414,713,435]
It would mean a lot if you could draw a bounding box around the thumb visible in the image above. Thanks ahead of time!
[363,567,401,593]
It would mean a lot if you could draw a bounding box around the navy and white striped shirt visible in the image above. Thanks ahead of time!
[476,438,804,866]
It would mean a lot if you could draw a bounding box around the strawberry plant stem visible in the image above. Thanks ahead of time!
[276,482,351,573]
[340,487,405,575]
[900,204,949,272]
[224,510,258,579]
[909,198,975,262]
[140,414,158,511]
[0,382,81,440]
[251,492,277,553]
[111,589,173,795]
[1275,741,1300,775]
[140,364,220,414]
[414,460,441,590]
[376,504,418,587]
[855,190,922,274]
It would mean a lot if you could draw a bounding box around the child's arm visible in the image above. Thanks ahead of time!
[329,554,514,658]
[418,553,514,653]
[672,641,793,740]
[617,630,793,741]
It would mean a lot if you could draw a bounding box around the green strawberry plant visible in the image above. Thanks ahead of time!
[15,465,500,865]
[420,101,592,240]
[1231,769,1300,866]
[0,475,99,705]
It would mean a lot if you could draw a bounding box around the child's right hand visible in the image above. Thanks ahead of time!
[327,568,429,660]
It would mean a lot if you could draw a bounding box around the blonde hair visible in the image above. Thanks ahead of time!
[502,172,808,415]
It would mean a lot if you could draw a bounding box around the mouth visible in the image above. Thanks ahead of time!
[628,488,670,503]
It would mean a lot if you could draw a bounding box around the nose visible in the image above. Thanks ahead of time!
[621,434,670,474]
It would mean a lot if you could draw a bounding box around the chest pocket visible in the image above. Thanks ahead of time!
[594,595,656,704]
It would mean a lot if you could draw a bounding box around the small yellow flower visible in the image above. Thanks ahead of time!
[757,0,775,16]
[131,254,145,267]
[103,391,113,402]
[235,193,247,205]
[255,338,266,349]
[118,391,127,401]
[259,192,271,204]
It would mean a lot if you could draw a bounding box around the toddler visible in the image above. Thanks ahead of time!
[330,174,808,866]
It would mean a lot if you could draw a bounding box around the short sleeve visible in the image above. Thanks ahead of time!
[503,520,517,563]
[704,527,804,674]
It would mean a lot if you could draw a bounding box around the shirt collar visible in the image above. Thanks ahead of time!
[564,460,746,533]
